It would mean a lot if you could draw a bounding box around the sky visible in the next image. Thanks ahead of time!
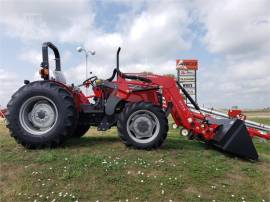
[0,0,269,109]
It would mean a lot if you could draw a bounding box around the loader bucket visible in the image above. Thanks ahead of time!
[211,119,258,160]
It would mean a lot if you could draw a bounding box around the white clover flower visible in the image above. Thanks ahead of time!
[141,180,144,183]
[65,158,68,161]
[198,195,201,198]
[161,190,164,195]
[231,194,235,197]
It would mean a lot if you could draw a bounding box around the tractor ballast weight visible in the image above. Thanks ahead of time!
[5,42,270,160]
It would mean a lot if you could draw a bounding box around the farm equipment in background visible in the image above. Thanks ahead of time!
[0,108,6,119]
[5,42,270,160]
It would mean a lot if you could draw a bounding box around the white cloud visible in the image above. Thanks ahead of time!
[0,0,94,42]
[0,0,269,108]
[194,0,270,108]
[0,69,21,107]
[198,54,270,108]
[196,0,270,57]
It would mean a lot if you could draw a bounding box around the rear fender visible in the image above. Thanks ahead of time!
[45,80,87,112]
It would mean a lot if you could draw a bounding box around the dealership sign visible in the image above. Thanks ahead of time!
[176,59,198,101]
[176,59,198,70]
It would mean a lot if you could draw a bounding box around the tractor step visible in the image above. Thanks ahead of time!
[210,118,258,160]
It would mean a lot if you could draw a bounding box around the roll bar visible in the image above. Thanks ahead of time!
[116,47,121,71]
[108,47,151,83]
[40,42,61,71]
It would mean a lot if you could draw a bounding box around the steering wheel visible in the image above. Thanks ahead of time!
[79,76,98,87]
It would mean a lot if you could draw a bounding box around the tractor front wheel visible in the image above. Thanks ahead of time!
[6,81,78,149]
[117,102,168,149]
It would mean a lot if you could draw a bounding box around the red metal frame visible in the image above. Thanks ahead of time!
[77,73,270,140]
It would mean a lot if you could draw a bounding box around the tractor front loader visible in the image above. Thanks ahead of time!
[6,42,270,160]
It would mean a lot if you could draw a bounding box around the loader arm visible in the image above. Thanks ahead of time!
[141,75,269,160]
[144,75,218,140]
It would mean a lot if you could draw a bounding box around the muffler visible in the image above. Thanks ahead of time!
[209,118,258,160]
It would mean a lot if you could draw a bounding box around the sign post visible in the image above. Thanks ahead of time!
[176,59,198,103]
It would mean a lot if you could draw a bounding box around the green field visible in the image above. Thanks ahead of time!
[0,117,269,202]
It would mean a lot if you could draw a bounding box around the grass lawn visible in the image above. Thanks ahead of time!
[0,117,269,202]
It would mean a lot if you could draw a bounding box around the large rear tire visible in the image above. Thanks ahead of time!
[117,102,168,149]
[6,81,78,149]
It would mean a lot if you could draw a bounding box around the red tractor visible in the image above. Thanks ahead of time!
[6,42,270,160]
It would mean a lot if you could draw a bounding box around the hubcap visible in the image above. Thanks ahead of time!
[127,110,160,143]
[19,96,58,136]
[181,128,189,136]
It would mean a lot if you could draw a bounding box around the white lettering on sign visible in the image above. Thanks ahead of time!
[179,77,195,82]
[181,88,195,95]
[183,82,195,88]
[179,70,195,76]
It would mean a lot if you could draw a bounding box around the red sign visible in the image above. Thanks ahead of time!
[176,59,198,70]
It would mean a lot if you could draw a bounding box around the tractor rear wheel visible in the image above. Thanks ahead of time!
[117,102,168,149]
[6,81,78,149]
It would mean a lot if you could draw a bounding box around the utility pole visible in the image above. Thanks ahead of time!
[76,46,95,95]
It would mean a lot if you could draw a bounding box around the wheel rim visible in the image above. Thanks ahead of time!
[181,128,189,136]
[19,96,58,136]
[127,109,160,144]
